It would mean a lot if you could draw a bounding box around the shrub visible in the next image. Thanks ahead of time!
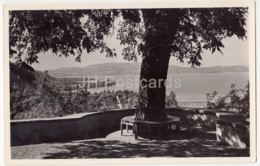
[207,81,249,119]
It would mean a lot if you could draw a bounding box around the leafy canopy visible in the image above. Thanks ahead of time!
[9,8,247,66]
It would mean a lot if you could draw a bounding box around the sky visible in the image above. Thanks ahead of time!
[30,9,249,71]
[32,34,249,71]
[30,11,250,71]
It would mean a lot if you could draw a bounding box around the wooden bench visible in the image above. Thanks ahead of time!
[120,115,180,139]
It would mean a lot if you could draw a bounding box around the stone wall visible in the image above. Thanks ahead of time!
[11,109,135,146]
[11,108,249,148]
[166,108,219,130]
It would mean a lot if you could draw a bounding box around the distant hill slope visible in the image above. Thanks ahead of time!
[10,62,63,91]
[48,63,249,78]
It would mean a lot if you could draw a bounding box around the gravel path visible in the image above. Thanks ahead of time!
[11,128,249,159]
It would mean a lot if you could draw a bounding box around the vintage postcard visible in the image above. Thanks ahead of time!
[3,0,256,165]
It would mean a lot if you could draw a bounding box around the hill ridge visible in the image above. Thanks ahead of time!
[47,63,249,78]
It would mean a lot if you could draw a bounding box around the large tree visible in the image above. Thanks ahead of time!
[9,8,247,121]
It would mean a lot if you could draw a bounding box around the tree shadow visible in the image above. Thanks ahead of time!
[42,128,249,159]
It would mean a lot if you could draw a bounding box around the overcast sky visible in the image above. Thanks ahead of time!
[31,34,248,71]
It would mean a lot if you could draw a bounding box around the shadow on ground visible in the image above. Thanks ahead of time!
[41,128,249,159]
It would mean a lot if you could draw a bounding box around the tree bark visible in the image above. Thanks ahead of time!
[135,47,171,121]
[135,9,181,121]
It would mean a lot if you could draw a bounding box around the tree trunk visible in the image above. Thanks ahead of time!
[135,9,181,122]
[135,48,171,121]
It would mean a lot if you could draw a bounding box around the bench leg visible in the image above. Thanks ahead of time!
[126,124,129,132]
[134,124,138,139]
[120,121,123,136]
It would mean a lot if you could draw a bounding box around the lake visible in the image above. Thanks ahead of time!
[86,72,249,102]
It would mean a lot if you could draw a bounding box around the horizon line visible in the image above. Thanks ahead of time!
[35,62,249,71]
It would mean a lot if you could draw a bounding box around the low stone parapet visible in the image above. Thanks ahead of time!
[216,118,249,149]
[11,109,135,146]
[11,107,248,147]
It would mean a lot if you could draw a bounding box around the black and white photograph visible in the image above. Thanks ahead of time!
[3,0,256,164]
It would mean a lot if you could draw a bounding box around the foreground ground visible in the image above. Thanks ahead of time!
[11,128,249,159]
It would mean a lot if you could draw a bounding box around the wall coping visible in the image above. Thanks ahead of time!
[165,107,227,115]
[217,119,249,129]
[11,107,243,123]
[11,108,135,123]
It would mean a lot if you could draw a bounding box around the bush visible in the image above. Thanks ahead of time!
[207,81,249,119]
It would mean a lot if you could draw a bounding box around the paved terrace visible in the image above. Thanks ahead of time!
[12,127,249,159]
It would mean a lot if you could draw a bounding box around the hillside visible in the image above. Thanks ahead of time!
[10,62,65,120]
[9,62,139,120]
[10,62,63,91]
[48,62,249,78]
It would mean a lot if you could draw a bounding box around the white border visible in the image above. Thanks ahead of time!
[2,0,257,165]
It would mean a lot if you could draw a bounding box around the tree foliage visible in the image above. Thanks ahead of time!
[207,81,250,118]
[9,8,249,121]
[9,8,247,67]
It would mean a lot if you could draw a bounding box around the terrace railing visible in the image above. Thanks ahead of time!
[177,102,207,108]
